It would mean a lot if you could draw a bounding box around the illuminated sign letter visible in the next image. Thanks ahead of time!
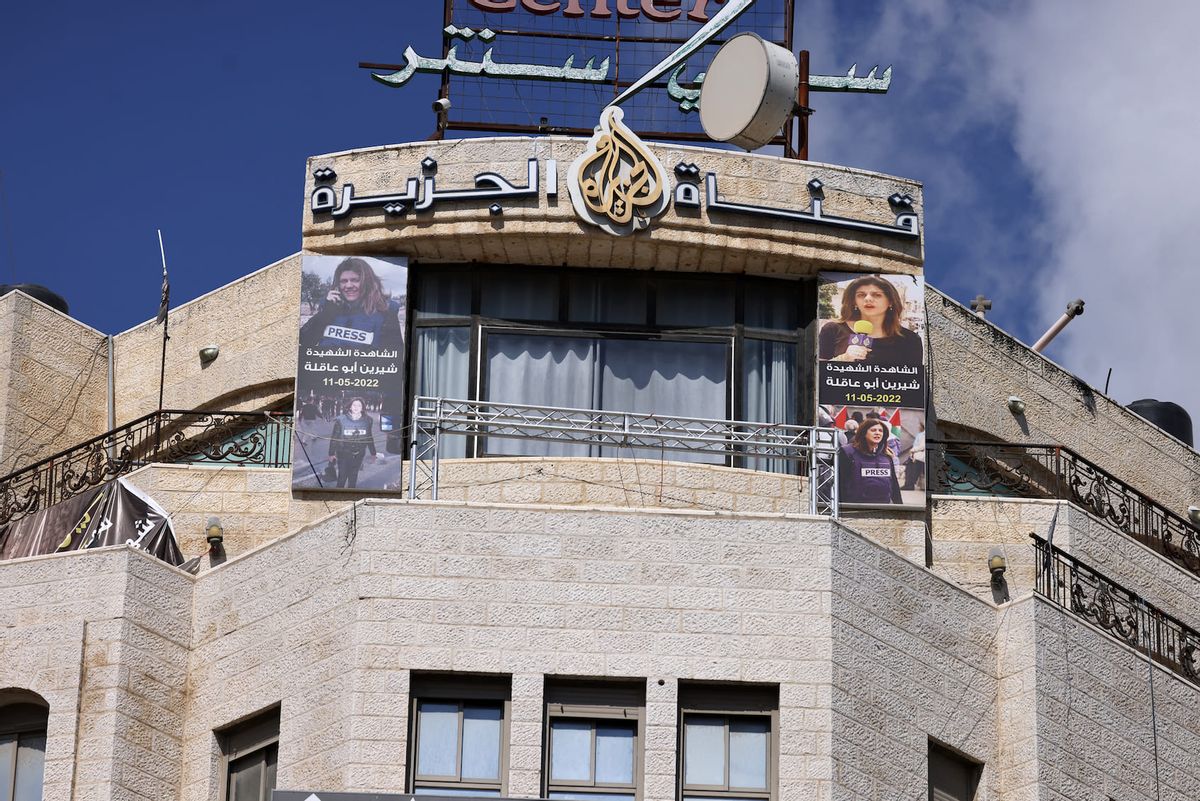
[616,0,641,17]
[522,0,562,12]
[563,0,586,15]
[591,0,613,18]
[688,0,725,22]
[643,0,681,21]
[470,0,517,10]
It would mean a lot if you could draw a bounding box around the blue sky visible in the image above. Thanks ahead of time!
[3,1,1199,419]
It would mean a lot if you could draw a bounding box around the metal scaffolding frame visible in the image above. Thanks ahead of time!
[407,396,840,516]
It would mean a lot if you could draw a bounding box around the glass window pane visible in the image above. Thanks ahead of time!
[594,723,634,784]
[683,716,725,787]
[461,705,502,780]
[742,339,798,473]
[416,273,471,319]
[415,327,471,458]
[229,752,263,801]
[0,735,16,801]
[550,793,635,801]
[569,275,647,325]
[481,273,559,321]
[656,280,734,328]
[485,334,597,457]
[550,720,592,782]
[728,719,768,789]
[417,702,461,778]
[745,281,798,330]
[12,734,44,801]
[598,339,728,462]
[415,789,502,797]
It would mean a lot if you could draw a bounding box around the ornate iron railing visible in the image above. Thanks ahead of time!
[407,396,841,515]
[931,440,1200,575]
[1033,534,1200,685]
[0,409,292,525]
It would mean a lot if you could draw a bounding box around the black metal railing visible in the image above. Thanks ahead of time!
[931,440,1200,575]
[0,409,292,525]
[1033,534,1200,685]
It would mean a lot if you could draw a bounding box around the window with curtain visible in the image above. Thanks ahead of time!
[544,678,644,801]
[677,683,776,801]
[410,673,511,796]
[410,268,810,470]
[0,697,48,801]
[219,706,279,801]
[485,334,728,461]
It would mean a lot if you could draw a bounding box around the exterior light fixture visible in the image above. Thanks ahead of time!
[205,516,224,550]
[987,547,1007,584]
[1189,506,1200,527]
[199,345,220,365]
[1007,396,1026,416]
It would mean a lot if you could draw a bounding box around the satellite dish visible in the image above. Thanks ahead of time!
[699,32,799,151]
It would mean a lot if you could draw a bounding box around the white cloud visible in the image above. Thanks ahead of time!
[978,0,1200,418]
[801,0,1200,421]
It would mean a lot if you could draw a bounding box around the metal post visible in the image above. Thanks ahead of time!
[797,50,810,161]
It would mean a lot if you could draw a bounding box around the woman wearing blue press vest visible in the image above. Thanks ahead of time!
[838,417,902,504]
[300,257,402,349]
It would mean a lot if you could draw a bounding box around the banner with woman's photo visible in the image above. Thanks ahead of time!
[816,272,926,509]
[292,255,408,493]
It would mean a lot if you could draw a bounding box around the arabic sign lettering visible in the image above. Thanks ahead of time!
[370,0,790,139]
[308,153,921,241]
[816,272,927,510]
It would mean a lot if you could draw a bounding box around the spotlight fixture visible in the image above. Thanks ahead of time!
[987,547,1007,584]
[1007,396,1026,416]
[205,516,224,550]
[1188,506,1200,527]
[199,345,220,365]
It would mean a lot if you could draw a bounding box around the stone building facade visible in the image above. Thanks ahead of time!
[0,138,1198,801]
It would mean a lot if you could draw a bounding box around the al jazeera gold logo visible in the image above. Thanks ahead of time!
[568,106,671,236]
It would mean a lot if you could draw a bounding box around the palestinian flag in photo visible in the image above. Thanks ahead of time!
[833,406,848,430]
[888,408,904,437]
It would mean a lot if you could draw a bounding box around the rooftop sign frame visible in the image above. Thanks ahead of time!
[366,0,797,150]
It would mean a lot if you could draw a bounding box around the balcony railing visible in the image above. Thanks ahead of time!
[407,396,841,515]
[0,409,292,525]
[931,439,1200,575]
[1033,534,1200,685]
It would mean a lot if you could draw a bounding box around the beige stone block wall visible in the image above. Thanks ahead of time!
[0,621,84,801]
[928,287,1200,520]
[1029,598,1200,801]
[112,255,301,424]
[993,598,1039,801]
[303,137,924,277]
[425,457,813,515]
[828,523,1000,801]
[929,496,1061,601]
[929,495,1200,625]
[0,546,193,801]
[124,463,346,560]
[183,508,361,801]
[0,291,109,475]
[836,508,926,564]
[180,500,837,801]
